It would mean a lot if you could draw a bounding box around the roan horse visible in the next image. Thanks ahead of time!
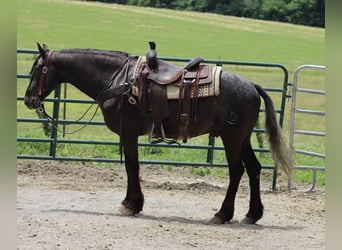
[24,43,290,224]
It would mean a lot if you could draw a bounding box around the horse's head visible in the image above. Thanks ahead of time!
[24,43,59,109]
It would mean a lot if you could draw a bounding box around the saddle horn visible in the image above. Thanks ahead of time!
[146,41,158,72]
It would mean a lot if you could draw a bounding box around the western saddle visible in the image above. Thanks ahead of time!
[133,41,214,143]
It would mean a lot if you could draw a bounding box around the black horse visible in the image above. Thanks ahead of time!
[24,43,290,224]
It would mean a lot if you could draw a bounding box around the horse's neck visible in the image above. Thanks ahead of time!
[55,52,126,100]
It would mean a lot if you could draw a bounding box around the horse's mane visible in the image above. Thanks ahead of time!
[30,54,41,75]
[59,48,130,58]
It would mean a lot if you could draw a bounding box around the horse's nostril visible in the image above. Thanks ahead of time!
[24,96,40,109]
[34,99,40,107]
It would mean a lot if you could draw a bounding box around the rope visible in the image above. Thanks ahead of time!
[37,103,100,135]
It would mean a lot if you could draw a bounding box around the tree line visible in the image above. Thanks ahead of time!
[89,0,324,28]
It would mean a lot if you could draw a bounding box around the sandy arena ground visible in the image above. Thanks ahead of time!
[17,160,325,249]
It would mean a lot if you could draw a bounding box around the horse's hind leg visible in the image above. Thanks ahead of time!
[209,133,244,224]
[240,140,264,224]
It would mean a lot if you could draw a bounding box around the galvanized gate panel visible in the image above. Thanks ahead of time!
[287,65,325,191]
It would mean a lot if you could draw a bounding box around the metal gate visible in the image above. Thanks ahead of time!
[17,49,289,189]
[287,65,325,191]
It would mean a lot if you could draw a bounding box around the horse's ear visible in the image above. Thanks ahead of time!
[37,42,49,58]
[37,43,44,54]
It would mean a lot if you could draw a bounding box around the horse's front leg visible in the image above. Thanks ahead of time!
[118,135,144,216]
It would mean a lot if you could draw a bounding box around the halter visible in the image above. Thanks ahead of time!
[37,50,53,96]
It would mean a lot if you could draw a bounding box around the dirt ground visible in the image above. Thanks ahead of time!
[17,160,325,249]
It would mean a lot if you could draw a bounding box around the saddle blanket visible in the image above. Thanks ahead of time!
[132,56,221,99]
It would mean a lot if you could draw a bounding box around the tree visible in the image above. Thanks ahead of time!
[287,0,325,27]
[90,0,325,27]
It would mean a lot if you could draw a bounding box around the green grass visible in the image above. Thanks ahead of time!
[17,0,325,186]
[17,0,324,69]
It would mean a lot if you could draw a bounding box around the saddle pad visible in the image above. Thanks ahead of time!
[133,56,147,77]
[132,56,146,97]
[166,66,221,99]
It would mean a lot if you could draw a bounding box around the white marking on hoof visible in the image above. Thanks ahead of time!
[240,216,257,224]
[117,204,136,216]
[230,219,239,224]
[208,216,225,224]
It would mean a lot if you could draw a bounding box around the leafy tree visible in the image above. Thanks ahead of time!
[287,0,325,27]
[89,0,325,27]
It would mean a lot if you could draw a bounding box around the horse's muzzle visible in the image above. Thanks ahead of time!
[24,95,41,109]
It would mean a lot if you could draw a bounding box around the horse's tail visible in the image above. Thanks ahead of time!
[254,84,291,174]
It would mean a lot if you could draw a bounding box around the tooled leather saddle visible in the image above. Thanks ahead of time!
[132,41,219,143]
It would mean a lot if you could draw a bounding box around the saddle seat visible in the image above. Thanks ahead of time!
[146,56,205,85]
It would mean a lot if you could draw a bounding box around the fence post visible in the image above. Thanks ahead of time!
[206,135,215,165]
[62,83,67,137]
[49,85,61,158]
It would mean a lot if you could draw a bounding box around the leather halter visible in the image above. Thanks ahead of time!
[37,50,53,96]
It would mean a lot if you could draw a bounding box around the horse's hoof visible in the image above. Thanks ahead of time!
[240,216,257,224]
[208,215,226,224]
[117,204,137,216]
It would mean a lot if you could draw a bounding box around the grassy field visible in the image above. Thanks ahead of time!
[17,0,325,185]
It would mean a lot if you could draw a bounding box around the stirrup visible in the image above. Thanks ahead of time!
[148,122,166,144]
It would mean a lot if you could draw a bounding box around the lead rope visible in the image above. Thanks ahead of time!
[37,102,100,135]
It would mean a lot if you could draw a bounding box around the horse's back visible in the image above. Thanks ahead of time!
[219,71,260,107]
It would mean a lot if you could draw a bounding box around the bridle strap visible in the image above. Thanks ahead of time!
[37,50,53,96]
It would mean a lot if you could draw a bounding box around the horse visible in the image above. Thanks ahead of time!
[24,43,290,224]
